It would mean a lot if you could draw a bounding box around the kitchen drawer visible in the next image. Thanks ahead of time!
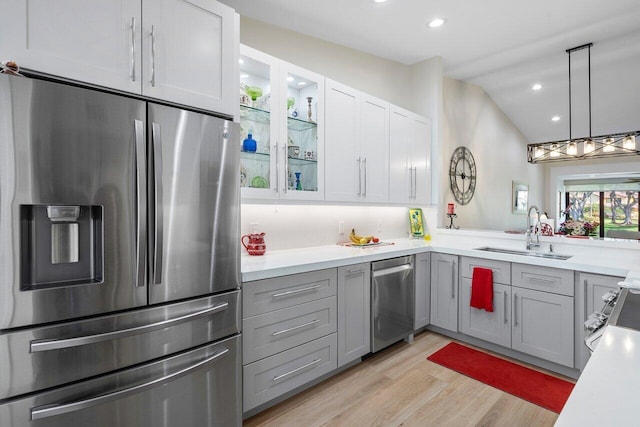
[243,269,337,317]
[243,333,337,412]
[460,256,511,284]
[243,296,337,364]
[512,263,574,296]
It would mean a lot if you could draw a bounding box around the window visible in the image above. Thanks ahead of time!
[562,179,639,238]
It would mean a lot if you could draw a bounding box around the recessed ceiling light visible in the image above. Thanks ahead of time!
[298,81,306,86]
[532,83,542,91]
[428,18,446,28]
[372,0,388,3]
[287,76,294,82]
[238,58,244,64]
[240,74,249,79]
[552,116,560,122]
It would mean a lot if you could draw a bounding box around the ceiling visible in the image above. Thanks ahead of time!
[220,0,640,143]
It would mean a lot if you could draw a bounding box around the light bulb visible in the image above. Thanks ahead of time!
[550,143,560,157]
[534,146,545,159]
[623,135,636,150]
[584,139,595,154]
[603,137,615,152]
[567,141,577,155]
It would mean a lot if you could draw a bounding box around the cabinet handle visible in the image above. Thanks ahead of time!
[363,157,367,197]
[356,157,362,196]
[451,261,456,299]
[272,319,319,336]
[583,279,588,326]
[150,25,156,87]
[272,285,321,298]
[129,17,136,82]
[273,142,279,193]
[282,144,288,194]
[408,166,413,199]
[514,293,518,327]
[504,291,508,324]
[273,359,321,382]
[524,273,557,284]
[348,267,365,274]
[413,167,417,199]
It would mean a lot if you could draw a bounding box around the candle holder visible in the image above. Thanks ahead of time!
[445,213,459,230]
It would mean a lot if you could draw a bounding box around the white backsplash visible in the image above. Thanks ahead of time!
[241,204,437,251]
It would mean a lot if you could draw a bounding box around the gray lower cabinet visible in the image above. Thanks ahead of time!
[243,333,337,411]
[430,253,458,332]
[576,272,622,370]
[459,278,512,347]
[511,286,574,367]
[414,252,431,329]
[337,263,371,367]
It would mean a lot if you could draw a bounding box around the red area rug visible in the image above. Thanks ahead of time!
[427,342,574,413]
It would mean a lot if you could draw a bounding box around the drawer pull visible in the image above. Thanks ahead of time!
[272,319,319,337]
[504,291,508,324]
[523,273,557,283]
[272,285,321,299]
[273,358,322,382]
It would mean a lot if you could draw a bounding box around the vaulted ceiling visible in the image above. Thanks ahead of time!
[220,0,640,143]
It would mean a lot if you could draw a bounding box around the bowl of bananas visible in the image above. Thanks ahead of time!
[348,229,380,246]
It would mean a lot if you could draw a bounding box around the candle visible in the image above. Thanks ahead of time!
[447,203,455,215]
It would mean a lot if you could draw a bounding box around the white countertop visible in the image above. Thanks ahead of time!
[555,325,640,426]
[242,232,638,282]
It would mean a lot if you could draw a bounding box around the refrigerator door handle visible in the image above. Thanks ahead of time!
[134,120,146,288]
[30,348,230,420]
[151,122,163,285]
[29,302,229,352]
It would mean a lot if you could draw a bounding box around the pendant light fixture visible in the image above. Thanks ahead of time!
[527,43,640,163]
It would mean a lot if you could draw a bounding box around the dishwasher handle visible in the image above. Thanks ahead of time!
[372,264,412,278]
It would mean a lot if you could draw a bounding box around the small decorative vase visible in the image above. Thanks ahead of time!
[307,97,313,122]
[295,172,302,190]
[242,133,257,152]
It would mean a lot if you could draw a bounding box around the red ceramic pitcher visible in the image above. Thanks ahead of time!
[241,232,266,255]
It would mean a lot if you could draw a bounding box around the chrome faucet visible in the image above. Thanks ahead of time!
[526,205,541,250]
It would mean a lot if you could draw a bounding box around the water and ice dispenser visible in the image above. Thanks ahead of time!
[20,205,104,290]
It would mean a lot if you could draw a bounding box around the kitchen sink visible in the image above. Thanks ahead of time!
[474,246,573,260]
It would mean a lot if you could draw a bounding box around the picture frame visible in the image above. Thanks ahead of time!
[512,181,529,214]
[409,208,425,237]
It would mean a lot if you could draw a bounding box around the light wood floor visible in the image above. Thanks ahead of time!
[244,331,571,427]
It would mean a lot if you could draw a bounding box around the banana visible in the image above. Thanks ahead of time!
[350,229,373,244]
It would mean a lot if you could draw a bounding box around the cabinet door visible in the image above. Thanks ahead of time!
[459,278,511,347]
[576,273,622,370]
[238,46,280,199]
[430,253,458,332]
[324,79,361,202]
[512,286,574,367]
[414,252,431,329]
[337,263,371,367]
[278,63,325,201]
[360,94,390,203]
[388,106,412,203]
[0,0,141,92]
[411,115,431,205]
[142,0,236,116]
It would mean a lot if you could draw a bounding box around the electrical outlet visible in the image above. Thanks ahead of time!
[250,222,259,233]
[377,221,382,232]
[338,220,345,234]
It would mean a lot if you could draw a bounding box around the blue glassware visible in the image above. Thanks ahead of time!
[295,172,302,190]
[242,133,257,152]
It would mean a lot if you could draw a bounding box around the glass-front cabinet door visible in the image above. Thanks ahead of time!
[239,45,324,201]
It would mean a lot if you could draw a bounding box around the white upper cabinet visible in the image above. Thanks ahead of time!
[0,0,237,116]
[389,105,431,205]
[142,0,236,115]
[239,45,325,201]
[325,79,389,203]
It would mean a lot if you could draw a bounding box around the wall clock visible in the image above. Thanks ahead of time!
[449,146,476,205]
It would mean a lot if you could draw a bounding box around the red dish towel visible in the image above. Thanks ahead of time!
[470,267,494,312]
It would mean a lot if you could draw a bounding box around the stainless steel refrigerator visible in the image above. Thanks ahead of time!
[0,73,241,426]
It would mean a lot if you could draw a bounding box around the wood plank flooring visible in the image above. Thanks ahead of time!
[244,331,570,427]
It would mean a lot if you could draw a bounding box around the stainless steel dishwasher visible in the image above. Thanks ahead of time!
[371,256,415,353]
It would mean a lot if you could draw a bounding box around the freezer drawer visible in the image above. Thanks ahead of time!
[0,335,241,427]
[0,291,240,400]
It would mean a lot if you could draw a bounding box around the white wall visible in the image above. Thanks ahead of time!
[442,77,545,231]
